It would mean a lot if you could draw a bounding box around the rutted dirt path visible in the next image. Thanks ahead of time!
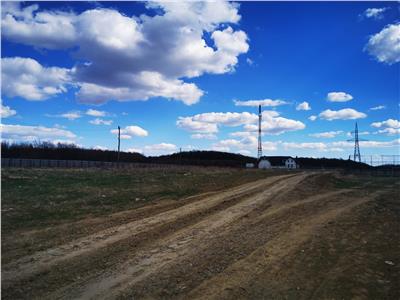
[2,172,399,299]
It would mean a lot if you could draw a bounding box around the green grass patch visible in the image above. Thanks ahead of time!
[1,167,284,233]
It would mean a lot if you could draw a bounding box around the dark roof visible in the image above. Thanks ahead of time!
[259,156,296,166]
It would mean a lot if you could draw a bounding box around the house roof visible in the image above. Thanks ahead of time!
[259,156,296,166]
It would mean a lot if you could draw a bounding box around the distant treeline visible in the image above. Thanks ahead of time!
[1,142,371,169]
[295,157,370,169]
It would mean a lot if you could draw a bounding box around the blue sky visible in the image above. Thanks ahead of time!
[1,1,399,160]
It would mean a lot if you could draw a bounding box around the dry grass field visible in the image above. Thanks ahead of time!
[1,168,399,299]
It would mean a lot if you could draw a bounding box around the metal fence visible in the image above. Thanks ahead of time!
[360,155,400,167]
[1,158,193,170]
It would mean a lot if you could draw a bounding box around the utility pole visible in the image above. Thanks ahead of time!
[257,105,262,159]
[117,125,121,162]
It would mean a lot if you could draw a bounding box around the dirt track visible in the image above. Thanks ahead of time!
[2,172,399,299]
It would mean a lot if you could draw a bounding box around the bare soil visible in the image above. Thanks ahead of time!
[2,171,399,299]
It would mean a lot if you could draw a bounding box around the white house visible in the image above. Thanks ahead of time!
[258,156,298,169]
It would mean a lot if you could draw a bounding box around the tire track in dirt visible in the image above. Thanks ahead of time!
[2,173,298,298]
[183,192,381,300]
[110,188,360,299]
[41,173,310,300]
[44,174,310,299]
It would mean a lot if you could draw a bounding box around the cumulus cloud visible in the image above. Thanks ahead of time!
[308,115,317,121]
[126,147,143,154]
[296,101,311,111]
[309,131,343,138]
[93,145,108,151]
[282,142,328,151]
[376,128,400,135]
[2,2,249,105]
[327,92,353,102]
[144,143,177,155]
[89,118,113,125]
[371,118,400,129]
[371,119,400,136]
[333,139,400,148]
[234,98,287,107]
[86,109,106,117]
[178,111,304,136]
[365,23,400,65]
[212,137,278,153]
[319,109,367,120]
[1,57,70,101]
[363,7,389,20]
[243,113,305,135]
[1,124,76,142]
[370,105,386,111]
[176,117,219,134]
[60,111,81,120]
[191,133,217,140]
[110,125,148,139]
[1,104,16,118]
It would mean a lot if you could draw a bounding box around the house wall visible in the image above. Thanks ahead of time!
[285,158,298,169]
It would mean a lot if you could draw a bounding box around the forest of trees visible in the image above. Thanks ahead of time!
[1,141,371,169]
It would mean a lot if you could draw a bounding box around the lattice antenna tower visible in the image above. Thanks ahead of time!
[347,122,363,162]
[257,105,262,159]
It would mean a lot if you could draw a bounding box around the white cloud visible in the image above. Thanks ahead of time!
[237,149,251,156]
[93,145,108,151]
[144,143,177,155]
[176,117,218,134]
[327,92,353,102]
[346,131,370,137]
[126,147,143,154]
[371,119,400,129]
[376,128,400,135]
[86,109,106,117]
[60,111,81,120]
[2,2,249,105]
[370,105,386,110]
[192,112,257,126]
[234,99,287,107]
[243,113,305,135]
[365,23,400,65]
[178,111,304,136]
[309,131,343,138]
[333,139,400,148]
[319,109,367,120]
[110,125,148,139]
[1,104,16,118]
[363,7,389,19]
[308,115,317,121]
[371,119,400,136]
[1,124,76,142]
[191,133,217,140]
[213,137,278,154]
[1,57,70,101]
[296,101,311,111]
[120,134,132,140]
[283,142,328,151]
[246,58,254,66]
[89,118,113,125]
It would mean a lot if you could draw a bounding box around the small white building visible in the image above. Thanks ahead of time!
[258,159,271,169]
[258,156,298,169]
[245,163,255,168]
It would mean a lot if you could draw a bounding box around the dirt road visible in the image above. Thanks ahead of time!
[2,172,399,299]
